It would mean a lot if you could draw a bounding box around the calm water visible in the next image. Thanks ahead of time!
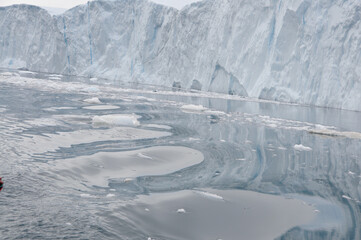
[0,70,360,239]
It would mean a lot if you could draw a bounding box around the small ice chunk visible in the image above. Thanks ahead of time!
[348,171,355,175]
[145,208,150,212]
[83,97,102,104]
[189,137,200,141]
[83,105,119,110]
[181,104,207,112]
[124,178,133,183]
[204,110,226,115]
[293,144,312,151]
[65,222,72,226]
[80,193,91,198]
[342,195,352,200]
[49,76,61,80]
[144,124,172,130]
[177,208,186,213]
[48,74,62,77]
[92,114,140,127]
[194,191,224,201]
[106,194,115,198]
[1,72,13,76]
[137,153,153,159]
[109,189,116,192]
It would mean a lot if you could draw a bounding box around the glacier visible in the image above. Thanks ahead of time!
[0,0,360,110]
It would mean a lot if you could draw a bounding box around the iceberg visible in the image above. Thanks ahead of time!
[0,0,360,110]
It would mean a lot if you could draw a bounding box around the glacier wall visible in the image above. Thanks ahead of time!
[0,0,360,111]
[0,5,66,72]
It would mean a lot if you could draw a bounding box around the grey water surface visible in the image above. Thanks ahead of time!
[0,70,360,239]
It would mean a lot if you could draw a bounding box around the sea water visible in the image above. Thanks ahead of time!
[0,70,360,239]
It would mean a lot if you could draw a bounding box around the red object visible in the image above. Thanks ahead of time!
[0,177,3,192]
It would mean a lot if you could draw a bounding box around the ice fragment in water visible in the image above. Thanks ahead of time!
[92,114,140,127]
[293,144,312,151]
[177,209,186,213]
[83,97,102,104]
[181,104,207,112]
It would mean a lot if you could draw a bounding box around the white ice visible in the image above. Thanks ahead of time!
[83,105,120,110]
[181,104,207,112]
[294,144,312,151]
[1,0,360,110]
[83,97,102,104]
[92,114,140,127]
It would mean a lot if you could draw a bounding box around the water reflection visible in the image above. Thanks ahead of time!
[0,69,360,239]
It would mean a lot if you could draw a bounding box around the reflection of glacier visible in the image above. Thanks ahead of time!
[130,96,360,239]
[183,115,361,239]
[0,0,361,111]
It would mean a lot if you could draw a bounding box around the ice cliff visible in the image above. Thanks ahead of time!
[0,0,360,110]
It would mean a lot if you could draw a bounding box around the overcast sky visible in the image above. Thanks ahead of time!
[0,0,201,10]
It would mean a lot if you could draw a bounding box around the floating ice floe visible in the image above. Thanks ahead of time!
[144,124,172,130]
[83,105,120,110]
[92,114,140,127]
[181,104,207,112]
[48,76,61,80]
[293,144,312,151]
[48,74,62,77]
[43,107,77,112]
[342,195,352,200]
[123,178,133,183]
[204,110,226,115]
[19,70,35,75]
[177,209,186,213]
[83,97,102,104]
[1,72,14,77]
[58,107,77,110]
[188,137,200,141]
